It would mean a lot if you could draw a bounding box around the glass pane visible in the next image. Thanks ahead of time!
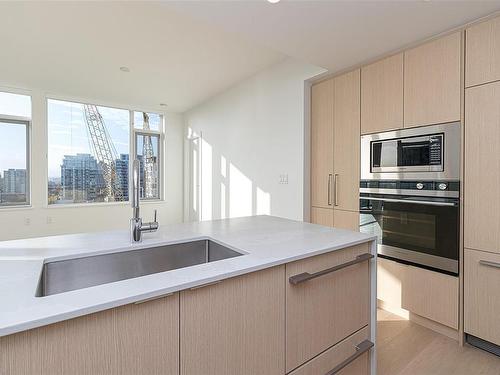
[47,99,129,204]
[136,133,160,199]
[133,111,161,131]
[0,91,31,118]
[0,121,28,206]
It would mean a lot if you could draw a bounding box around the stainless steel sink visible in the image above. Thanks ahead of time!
[36,240,243,297]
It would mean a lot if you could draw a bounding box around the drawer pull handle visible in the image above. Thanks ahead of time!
[325,339,374,375]
[189,280,222,290]
[134,292,174,305]
[479,260,500,269]
[289,253,374,285]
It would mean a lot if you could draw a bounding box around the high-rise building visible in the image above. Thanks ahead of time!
[61,154,101,202]
[115,154,129,200]
[2,169,26,194]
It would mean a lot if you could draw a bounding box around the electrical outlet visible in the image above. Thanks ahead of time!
[46,216,53,224]
[279,174,289,184]
[24,217,31,226]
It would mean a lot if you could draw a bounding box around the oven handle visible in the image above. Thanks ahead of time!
[359,196,458,207]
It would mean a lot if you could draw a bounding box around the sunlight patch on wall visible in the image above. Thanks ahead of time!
[229,163,252,218]
[256,187,270,215]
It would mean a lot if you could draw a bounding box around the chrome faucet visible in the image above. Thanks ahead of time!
[131,159,159,242]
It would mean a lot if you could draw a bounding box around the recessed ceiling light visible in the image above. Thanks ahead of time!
[267,0,280,3]
[119,66,130,73]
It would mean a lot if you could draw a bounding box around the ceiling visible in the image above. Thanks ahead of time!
[167,0,500,74]
[0,2,285,113]
[1,2,499,114]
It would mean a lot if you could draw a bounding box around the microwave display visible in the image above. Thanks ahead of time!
[371,133,443,173]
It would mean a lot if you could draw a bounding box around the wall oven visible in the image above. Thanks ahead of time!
[360,123,461,275]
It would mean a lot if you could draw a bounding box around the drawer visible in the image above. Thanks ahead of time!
[402,265,458,329]
[464,248,500,346]
[286,243,371,372]
[288,327,371,375]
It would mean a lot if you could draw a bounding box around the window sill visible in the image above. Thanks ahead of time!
[46,200,165,209]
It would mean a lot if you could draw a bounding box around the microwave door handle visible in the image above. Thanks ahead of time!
[360,196,457,207]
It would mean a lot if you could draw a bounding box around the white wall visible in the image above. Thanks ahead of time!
[0,89,184,241]
[184,58,324,222]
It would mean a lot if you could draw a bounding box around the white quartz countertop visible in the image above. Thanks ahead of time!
[0,215,375,337]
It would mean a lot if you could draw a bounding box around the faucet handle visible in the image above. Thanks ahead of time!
[153,209,157,223]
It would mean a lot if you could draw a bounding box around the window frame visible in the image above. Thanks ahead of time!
[46,96,165,207]
[0,115,31,208]
[133,129,162,201]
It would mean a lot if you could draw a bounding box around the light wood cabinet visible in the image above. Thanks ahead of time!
[311,78,334,208]
[466,16,500,87]
[378,257,458,329]
[286,243,370,372]
[311,206,334,227]
[404,32,461,127]
[402,265,458,329]
[334,209,359,231]
[0,294,180,375]
[180,266,285,375]
[464,81,500,253]
[333,69,361,212]
[361,53,404,134]
[288,327,370,375]
[464,248,500,346]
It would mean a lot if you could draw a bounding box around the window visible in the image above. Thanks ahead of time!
[47,100,163,205]
[0,91,31,207]
[133,111,161,200]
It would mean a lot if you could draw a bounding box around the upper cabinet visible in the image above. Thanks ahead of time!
[310,79,334,208]
[361,53,404,134]
[466,16,500,88]
[333,70,361,212]
[404,32,462,128]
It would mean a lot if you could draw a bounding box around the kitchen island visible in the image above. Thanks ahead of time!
[0,215,377,375]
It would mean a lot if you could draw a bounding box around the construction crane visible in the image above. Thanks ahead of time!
[142,113,157,199]
[83,104,124,201]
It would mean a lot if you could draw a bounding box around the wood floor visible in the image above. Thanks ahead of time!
[377,309,500,375]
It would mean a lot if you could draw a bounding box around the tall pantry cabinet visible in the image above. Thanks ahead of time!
[464,15,500,350]
[310,70,360,231]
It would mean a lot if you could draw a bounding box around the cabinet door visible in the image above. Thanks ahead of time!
[333,70,360,211]
[361,53,404,134]
[286,243,370,372]
[180,267,285,375]
[311,206,334,227]
[464,248,500,346]
[465,81,500,253]
[311,78,334,208]
[404,32,461,127]
[334,209,359,231]
[466,16,500,88]
[0,294,179,375]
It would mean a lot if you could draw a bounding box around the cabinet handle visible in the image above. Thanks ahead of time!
[189,280,222,290]
[327,174,333,206]
[134,292,174,305]
[325,339,374,375]
[479,260,500,269]
[289,253,374,285]
[334,173,339,206]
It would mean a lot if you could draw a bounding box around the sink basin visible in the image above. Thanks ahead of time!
[36,240,243,297]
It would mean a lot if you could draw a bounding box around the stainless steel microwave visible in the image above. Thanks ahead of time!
[361,122,461,181]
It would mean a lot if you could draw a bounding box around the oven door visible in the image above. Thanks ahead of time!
[359,194,459,275]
